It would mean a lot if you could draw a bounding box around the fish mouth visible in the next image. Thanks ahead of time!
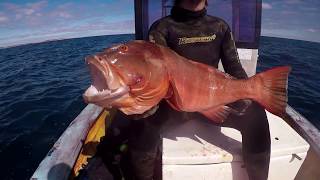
[83,55,129,105]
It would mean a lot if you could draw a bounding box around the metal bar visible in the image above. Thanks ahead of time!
[232,0,262,49]
[232,0,240,42]
[255,0,262,46]
[134,0,149,40]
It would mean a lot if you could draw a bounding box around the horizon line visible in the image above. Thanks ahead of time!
[1,34,319,49]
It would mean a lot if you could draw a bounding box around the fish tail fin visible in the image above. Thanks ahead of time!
[253,66,291,117]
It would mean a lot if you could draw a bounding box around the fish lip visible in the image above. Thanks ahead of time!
[83,85,129,103]
[86,55,124,88]
[84,55,128,104]
[85,55,109,90]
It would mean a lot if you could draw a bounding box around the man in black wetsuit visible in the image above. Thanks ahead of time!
[129,0,271,179]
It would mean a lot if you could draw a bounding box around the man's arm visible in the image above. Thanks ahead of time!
[148,20,168,46]
[220,27,248,79]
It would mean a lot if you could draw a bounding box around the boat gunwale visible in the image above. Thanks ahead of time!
[285,105,320,156]
[31,104,104,180]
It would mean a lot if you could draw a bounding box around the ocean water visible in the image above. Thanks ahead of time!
[0,34,319,179]
[0,34,134,180]
[257,37,320,128]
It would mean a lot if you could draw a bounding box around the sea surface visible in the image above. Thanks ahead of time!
[0,34,319,179]
[258,36,320,128]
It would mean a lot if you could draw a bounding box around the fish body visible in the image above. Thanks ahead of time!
[83,40,291,122]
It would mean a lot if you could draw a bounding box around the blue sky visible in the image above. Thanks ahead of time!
[0,0,319,47]
[261,0,320,42]
[0,0,135,47]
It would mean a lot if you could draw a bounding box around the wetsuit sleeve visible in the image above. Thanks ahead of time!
[221,27,248,79]
[148,21,168,46]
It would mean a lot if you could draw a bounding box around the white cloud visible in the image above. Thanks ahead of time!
[24,9,35,15]
[4,0,47,16]
[57,12,72,18]
[0,19,135,47]
[0,1,135,47]
[262,28,320,43]
[262,3,272,10]
[307,28,318,33]
[27,0,48,9]
[281,10,297,15]
[0,15,9,23]
[284,0,303,4]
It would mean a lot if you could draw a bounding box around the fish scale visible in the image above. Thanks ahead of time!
[83,40,291,123]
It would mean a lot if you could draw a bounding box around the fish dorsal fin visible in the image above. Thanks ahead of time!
[200,106,232,123]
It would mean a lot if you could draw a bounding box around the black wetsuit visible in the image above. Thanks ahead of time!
[128,6,271,180]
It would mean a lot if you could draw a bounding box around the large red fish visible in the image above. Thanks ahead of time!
[83,40,291,123]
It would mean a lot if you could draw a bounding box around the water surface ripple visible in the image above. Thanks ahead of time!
[0,34,134,179]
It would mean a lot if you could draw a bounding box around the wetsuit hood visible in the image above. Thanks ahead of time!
[171,6,207,22]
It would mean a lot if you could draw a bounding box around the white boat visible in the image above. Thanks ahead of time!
[31,0,320,179]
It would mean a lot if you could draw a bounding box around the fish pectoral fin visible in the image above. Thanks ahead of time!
[200,106,232,123]
[228,99,253,116]
[166,99,181,111]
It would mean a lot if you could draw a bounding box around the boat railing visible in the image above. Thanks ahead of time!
[285,105,320,156]
[31,104,103,180]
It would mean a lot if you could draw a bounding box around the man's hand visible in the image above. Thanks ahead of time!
[132,105,159,120]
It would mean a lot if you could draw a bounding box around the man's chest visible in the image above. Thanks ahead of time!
[165,22,224,65]
[167,23,223,46]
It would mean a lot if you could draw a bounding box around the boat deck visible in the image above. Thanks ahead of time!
[161,111,310,180]
[75,108,319,180]
[31,104,320,180]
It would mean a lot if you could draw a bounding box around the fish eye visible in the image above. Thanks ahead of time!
[119,45,128,52]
